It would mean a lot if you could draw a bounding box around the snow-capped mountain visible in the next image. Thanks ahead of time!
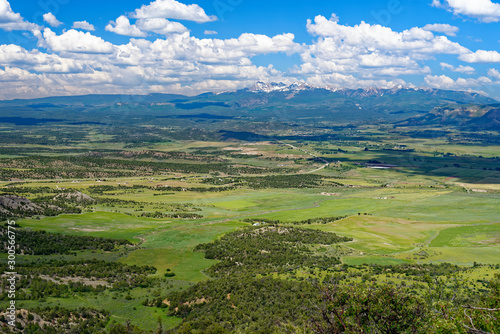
[245,81,317,93]
[242,81,482,99]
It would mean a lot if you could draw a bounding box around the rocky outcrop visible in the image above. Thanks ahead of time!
[0,195,42,212]
[53,191,95,203]
[0,195,69,218]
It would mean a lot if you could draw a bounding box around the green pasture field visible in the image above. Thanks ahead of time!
[16,211,246,281]
[2,279,186,331]
[342,255,409,266]
[249,189,498,223]
[15,212,171,242]
[304,215,448,253]
[121,248,215,282]
[420,247,500,265]
[121,220,246,281]
[430,223,500,247]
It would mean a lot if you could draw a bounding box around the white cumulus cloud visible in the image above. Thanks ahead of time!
[133,0,217,23]
[306,15,467,54]
[425,74,492,89]
[440,62,476,73]
[298,14,469,80]
[488,68,500,80]
[43,13,63,27]
[106,16,147,37]
[305,72,407,89]
[146,32,301,64]
[0,0,38,31]
[72,21,95,31]
[422,23,459,36]
[460,50,500,63]
[433,0,500,23]
[454,65,476,73]
[0,28,304,99]
[42,28,115,54]
[0,44,89,73]
[136,18,188,35]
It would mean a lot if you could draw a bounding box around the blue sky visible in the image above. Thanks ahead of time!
[0,0,499,99]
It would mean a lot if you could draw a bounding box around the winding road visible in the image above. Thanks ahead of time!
[279,142,330,174]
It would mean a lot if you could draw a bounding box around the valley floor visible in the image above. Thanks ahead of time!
[0,124,499,333]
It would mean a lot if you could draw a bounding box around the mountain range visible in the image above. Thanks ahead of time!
[0,82,498,130]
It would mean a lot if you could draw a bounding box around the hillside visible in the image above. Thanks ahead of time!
[397,103,500,130]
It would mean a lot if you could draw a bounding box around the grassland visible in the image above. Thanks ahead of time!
[1,121,498,333]
[13,280,186,332]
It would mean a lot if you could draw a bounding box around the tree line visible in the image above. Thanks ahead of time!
[194,225,352,277]
[0,225,132,255]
